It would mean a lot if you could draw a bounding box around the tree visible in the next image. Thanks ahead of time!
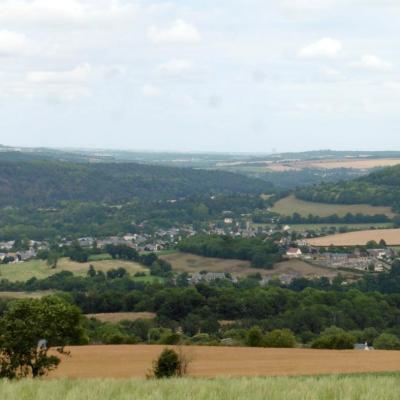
[311,327,355,350]
[152,348,183,379]
[0,296,85,379]
[246,326,264,347]
[373,333,400,350]
[264,329,296,348]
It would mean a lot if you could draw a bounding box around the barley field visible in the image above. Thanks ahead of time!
[307,228,400,246]
[48,345,400,379]
[1,374,400,400]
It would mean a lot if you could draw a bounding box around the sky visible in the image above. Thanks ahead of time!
[0,0,399,153]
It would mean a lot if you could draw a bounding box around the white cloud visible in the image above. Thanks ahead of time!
[141,84,162,97]
[299,37,343,58]
[0,0,136,27]
[0,30,29,56]
[157,59,192,75]
[351,54,393,71]
[280,0,337,13]
[26,63,92,84]
[148,19,201,45]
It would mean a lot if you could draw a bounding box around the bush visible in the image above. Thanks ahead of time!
[152,348,190,379]
[246,326,264,347]
[311,327,356,350]
[263,329,296,348]
[373,333,400,350]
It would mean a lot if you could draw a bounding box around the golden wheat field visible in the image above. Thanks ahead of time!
[48,345,400,379]
[307,229,400,246]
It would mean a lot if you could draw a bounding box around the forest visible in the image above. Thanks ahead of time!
[0,160,269,207]
[296,164,400,212]
[177,235,282,268]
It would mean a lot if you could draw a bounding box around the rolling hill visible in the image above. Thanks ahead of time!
[0,160,270,207]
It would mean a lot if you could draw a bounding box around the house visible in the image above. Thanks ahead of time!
[224,218,233,225]
[286,248,302,258]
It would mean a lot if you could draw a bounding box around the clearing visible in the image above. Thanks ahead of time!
[0,258,147,282]
[49,345,400,379]
[271,196,395,218]
[0,291,54,299]
[307,228,400,247]
[85,312,156,323]
[162,253,348,279]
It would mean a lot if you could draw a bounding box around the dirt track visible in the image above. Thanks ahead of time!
[49,345,400,379]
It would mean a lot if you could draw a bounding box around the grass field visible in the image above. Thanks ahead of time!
[2,374,400,400]
[307,228,400,247]
[85,312,156,323]
[45,345,400,380]
[0,258,147,282]
[271,196,395,218]
[0,291,54,299]
[161,253,346,279]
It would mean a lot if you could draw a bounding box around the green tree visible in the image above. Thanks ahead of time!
[0,296,85,379]
[246,326,264,347]
[373,333,400,350]
[263,329,296,348]
[311,327,355,350]
[152,348,182,379]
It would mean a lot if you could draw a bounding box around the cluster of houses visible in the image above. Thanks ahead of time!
[285,245,395,273]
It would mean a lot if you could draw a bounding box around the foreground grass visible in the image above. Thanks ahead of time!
[1,374,400,400]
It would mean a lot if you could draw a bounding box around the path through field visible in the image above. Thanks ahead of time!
[49,345,400,379]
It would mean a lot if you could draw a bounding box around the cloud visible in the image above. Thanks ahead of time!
[280,0,337,13]
[141,84,162,97]
[157,59,193,76]
[26,63,92,84]
[299,37,343,58]
[0,30,29,56]
[148,19,201,44]
[0,0,136,27]
[351,54,393,71]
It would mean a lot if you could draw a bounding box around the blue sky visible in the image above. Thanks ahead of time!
[0,0,399,153]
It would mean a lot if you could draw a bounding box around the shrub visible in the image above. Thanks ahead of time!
[311,327,356,350]
[151,348,190,379]
[263,329,296,348]
[373,333,400,350]
[246,326,264,347]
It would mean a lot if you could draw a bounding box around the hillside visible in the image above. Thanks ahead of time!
[296,165,400,212]
[0,160,270,207]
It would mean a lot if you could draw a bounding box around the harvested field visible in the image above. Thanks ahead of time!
[271,195,395,218]
[307,158,400,170]
[307,228,400,247]
[161,252,254,277]
[49,345,400,379]
[85,312,156,323]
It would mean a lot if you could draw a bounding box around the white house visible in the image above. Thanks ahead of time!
[286,248,302,259]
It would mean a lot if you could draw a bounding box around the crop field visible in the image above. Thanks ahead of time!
[253,222,393,232]
[46,345,400,380]
[161,252,254,277]
[85,312,156,323]
[271,196,395,218]
[162,253,346,279]
[306,158,400,170]
[2,374,400,400]
[0,258,147,282]
[307,229,400,247]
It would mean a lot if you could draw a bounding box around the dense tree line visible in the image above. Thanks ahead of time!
[296,164,400,212]
[178,235,282,269]
[0,160,269,208]
[0,194,271,241]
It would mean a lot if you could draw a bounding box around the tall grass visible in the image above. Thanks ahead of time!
[1,374,400,400]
